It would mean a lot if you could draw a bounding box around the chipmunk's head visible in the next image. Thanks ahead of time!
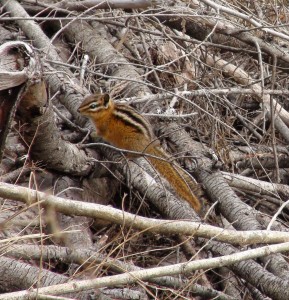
[77,93,113,117]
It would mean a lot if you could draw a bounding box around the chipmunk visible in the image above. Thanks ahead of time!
[78,93,202,212]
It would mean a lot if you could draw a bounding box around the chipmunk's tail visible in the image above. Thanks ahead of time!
[147,146,202,212]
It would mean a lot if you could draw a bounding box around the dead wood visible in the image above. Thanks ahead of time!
[1,0,289,299]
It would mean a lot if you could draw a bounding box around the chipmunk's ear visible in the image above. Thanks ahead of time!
[103,93,110,107]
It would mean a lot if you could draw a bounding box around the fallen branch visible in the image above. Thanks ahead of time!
[0,182,289,245]
[1,241,289,300]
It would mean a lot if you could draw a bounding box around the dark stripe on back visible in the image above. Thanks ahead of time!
[116,105,153,139]
[118,117,145,135]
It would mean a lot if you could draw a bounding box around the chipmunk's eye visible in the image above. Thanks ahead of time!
[89,103,97,110]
